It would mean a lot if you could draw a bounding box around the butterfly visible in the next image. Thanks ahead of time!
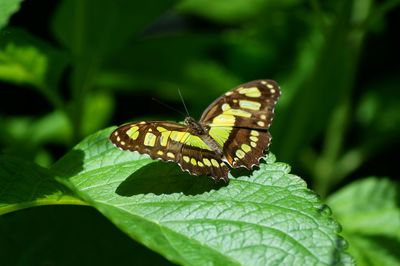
[110,80,280,182]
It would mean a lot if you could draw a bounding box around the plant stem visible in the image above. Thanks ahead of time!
[314,101,350,197]
[0,196,88,216]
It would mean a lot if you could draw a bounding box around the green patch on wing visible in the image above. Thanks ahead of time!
[184,135,213,150]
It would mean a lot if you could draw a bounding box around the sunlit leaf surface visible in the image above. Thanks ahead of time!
[50,128,353,265]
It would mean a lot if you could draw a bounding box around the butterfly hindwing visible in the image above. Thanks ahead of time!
[110,121,229,180]
[180,144,230,181]
[199,80,280,169]
[222,128,271,169]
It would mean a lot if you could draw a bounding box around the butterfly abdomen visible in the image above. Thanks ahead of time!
[200,133,223,155]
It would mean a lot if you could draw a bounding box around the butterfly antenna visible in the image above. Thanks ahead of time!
[151,97,186,117]
[178,88,190,117]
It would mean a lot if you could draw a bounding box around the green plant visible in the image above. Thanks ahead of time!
[0,0,399,265]
[1,131,353,265]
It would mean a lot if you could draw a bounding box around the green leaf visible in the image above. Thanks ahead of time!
[0,28,67,88]
[81,92,114,136]
[0,111,71,146]
[51,128,353,265]
[328,178,400,266]
[0,0,23,30]
[0,40,47,86]
[339,234,400,266]
[0,156,85,215]
[0,28,67,108]
[0,110,73,166]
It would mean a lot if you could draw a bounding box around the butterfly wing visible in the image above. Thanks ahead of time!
[110,121,229,180]
[199,79,280,169]
[179,144,229,181]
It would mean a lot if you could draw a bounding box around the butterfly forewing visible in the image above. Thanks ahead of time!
[110,121,229,180]
[200,79,280,129]
[110,121,186,161]
[199,80,280,169]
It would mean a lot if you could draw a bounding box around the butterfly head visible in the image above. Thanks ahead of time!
[184,116,204,134]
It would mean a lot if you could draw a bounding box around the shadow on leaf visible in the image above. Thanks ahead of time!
[52,149,85,179]
[0,153,82,205]
[116,161,227,196]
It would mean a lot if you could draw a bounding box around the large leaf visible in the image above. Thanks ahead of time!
[328,178,400,266]
[0,0,23,30]
[0,155,83,215]
[51,127,353,265]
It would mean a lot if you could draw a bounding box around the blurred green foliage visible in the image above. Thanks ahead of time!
[0,0,399,265]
